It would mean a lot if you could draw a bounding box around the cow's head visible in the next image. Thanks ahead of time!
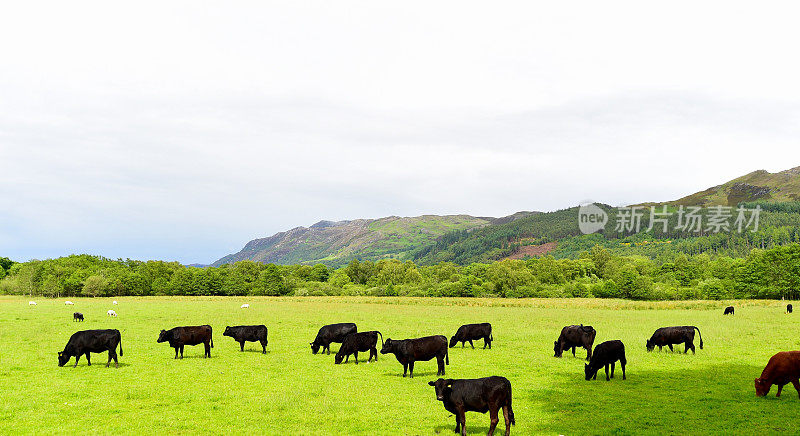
[334,351,344,364]
[223,327,232,337]
[448,336,458,348]
[646,339,655,352]
[428,378,453,401]
[310,342,320,354]
[157,329,170,343]
[380,338,394,354]
[57,351,69,367]
[584,363,594,381]
[754,378,770,397]
[553,341,563,357]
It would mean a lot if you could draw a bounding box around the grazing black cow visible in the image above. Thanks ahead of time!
[334,331,383,364]
[553,324,596,360]
[429,376,515,436]
[787,304,793,314]
[646,326,703,354]
[585,340,626,381]
[58,329,122,368]
[223,325,268,353]
[724,306,735,315]
[157,325,213,358]
[380,335,449,378]
[449,323,493,349]
[73,312,84,322]
[310,323,357,354]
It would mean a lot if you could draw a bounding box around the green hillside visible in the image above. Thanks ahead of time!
[657,166,800,206]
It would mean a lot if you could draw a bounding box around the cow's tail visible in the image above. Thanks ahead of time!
[118,331,123,357]
[377,331,383,347]
[693,326,703,349]
[506,379,515,425]
[445,347,449,365]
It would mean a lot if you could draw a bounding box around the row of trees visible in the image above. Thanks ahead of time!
[2,243,800,300]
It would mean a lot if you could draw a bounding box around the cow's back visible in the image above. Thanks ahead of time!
[408,335,447,360]
[762,351,800,384]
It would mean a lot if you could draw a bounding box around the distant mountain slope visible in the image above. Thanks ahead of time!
[212,214,529,267]
[659,166,800,206]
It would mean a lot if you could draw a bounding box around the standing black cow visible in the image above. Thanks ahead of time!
[585,340,626,381]
[449,323,493,349]
[381,335,449,378]
[724,306,735,315]
[787,304,793,314]
[334,331,383,364]
[310,323,357,354]
[157,325,214,358]
[646,326,703,354]
[223,325,268,353]
[553,324,596,360]
[429,376,515,436]
[73,312,84,322]
[58,329,122,368]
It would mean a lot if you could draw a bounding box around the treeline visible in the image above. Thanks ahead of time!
[3,243,800,300]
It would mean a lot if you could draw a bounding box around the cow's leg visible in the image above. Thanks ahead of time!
[777,384,784,397]
[791,379,800,398]
[457,409,467,436]
[604,364,610,381]
[488,406,499,436]
[621,357,626,380]
[180,345,184,359]
[610,362,615,379]
[73,354,80,368]
[668,344,674,352]
[453,414,460,433]
[261,341,267,354]
[345,354,350,363]
[326,344,331,355]
[403,363,408,377]
[502,406,511,436]
[111,350,118,367]
[206,341,211,358]
[85,352,91,366]
[106,351,112,367]
[586,346,592,361]
[174,347,179,359]
[409,361,415,378]
[571,346,576,357]
[354,351,359,364]
[240,341,245,352]
[469,340,474,349]
[462,341,465,348]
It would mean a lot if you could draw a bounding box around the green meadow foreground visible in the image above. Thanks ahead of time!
[1,297,799,435]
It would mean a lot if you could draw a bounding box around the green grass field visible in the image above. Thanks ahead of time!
[1,296,799,435]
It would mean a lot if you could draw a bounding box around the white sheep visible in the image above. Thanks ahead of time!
[112,300,118,305]
[107,309,117,317]
[65,301,74,305]
[28,301,37,306]
[241,303,250,309]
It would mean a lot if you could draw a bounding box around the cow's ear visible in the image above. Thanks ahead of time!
[445,379,454,387]
[428,381,435,386]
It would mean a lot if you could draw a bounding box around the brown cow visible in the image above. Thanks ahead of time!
[158,325,214,358]
[755,351,800,398]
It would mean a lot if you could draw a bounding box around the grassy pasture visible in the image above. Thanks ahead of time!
[1,296,799,435]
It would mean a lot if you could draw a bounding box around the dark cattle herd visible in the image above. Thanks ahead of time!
[49,301,800,434]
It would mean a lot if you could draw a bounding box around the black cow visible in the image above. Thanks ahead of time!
[787,304,793,314]
[553,324,596,360]
[380,335,449,378]
[223,325,268,353]
[58,329,122,368]
[157,325,213,358]
[73,312,84,322]
[334,331,383,364]
[310,323,357,354]
[429,376,515,436]
[450,323,493,349]
[646,326,703,354]
[585,340,626,381]
[724,306,735,315]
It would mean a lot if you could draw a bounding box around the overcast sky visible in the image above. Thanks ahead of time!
[2,2,799,264]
